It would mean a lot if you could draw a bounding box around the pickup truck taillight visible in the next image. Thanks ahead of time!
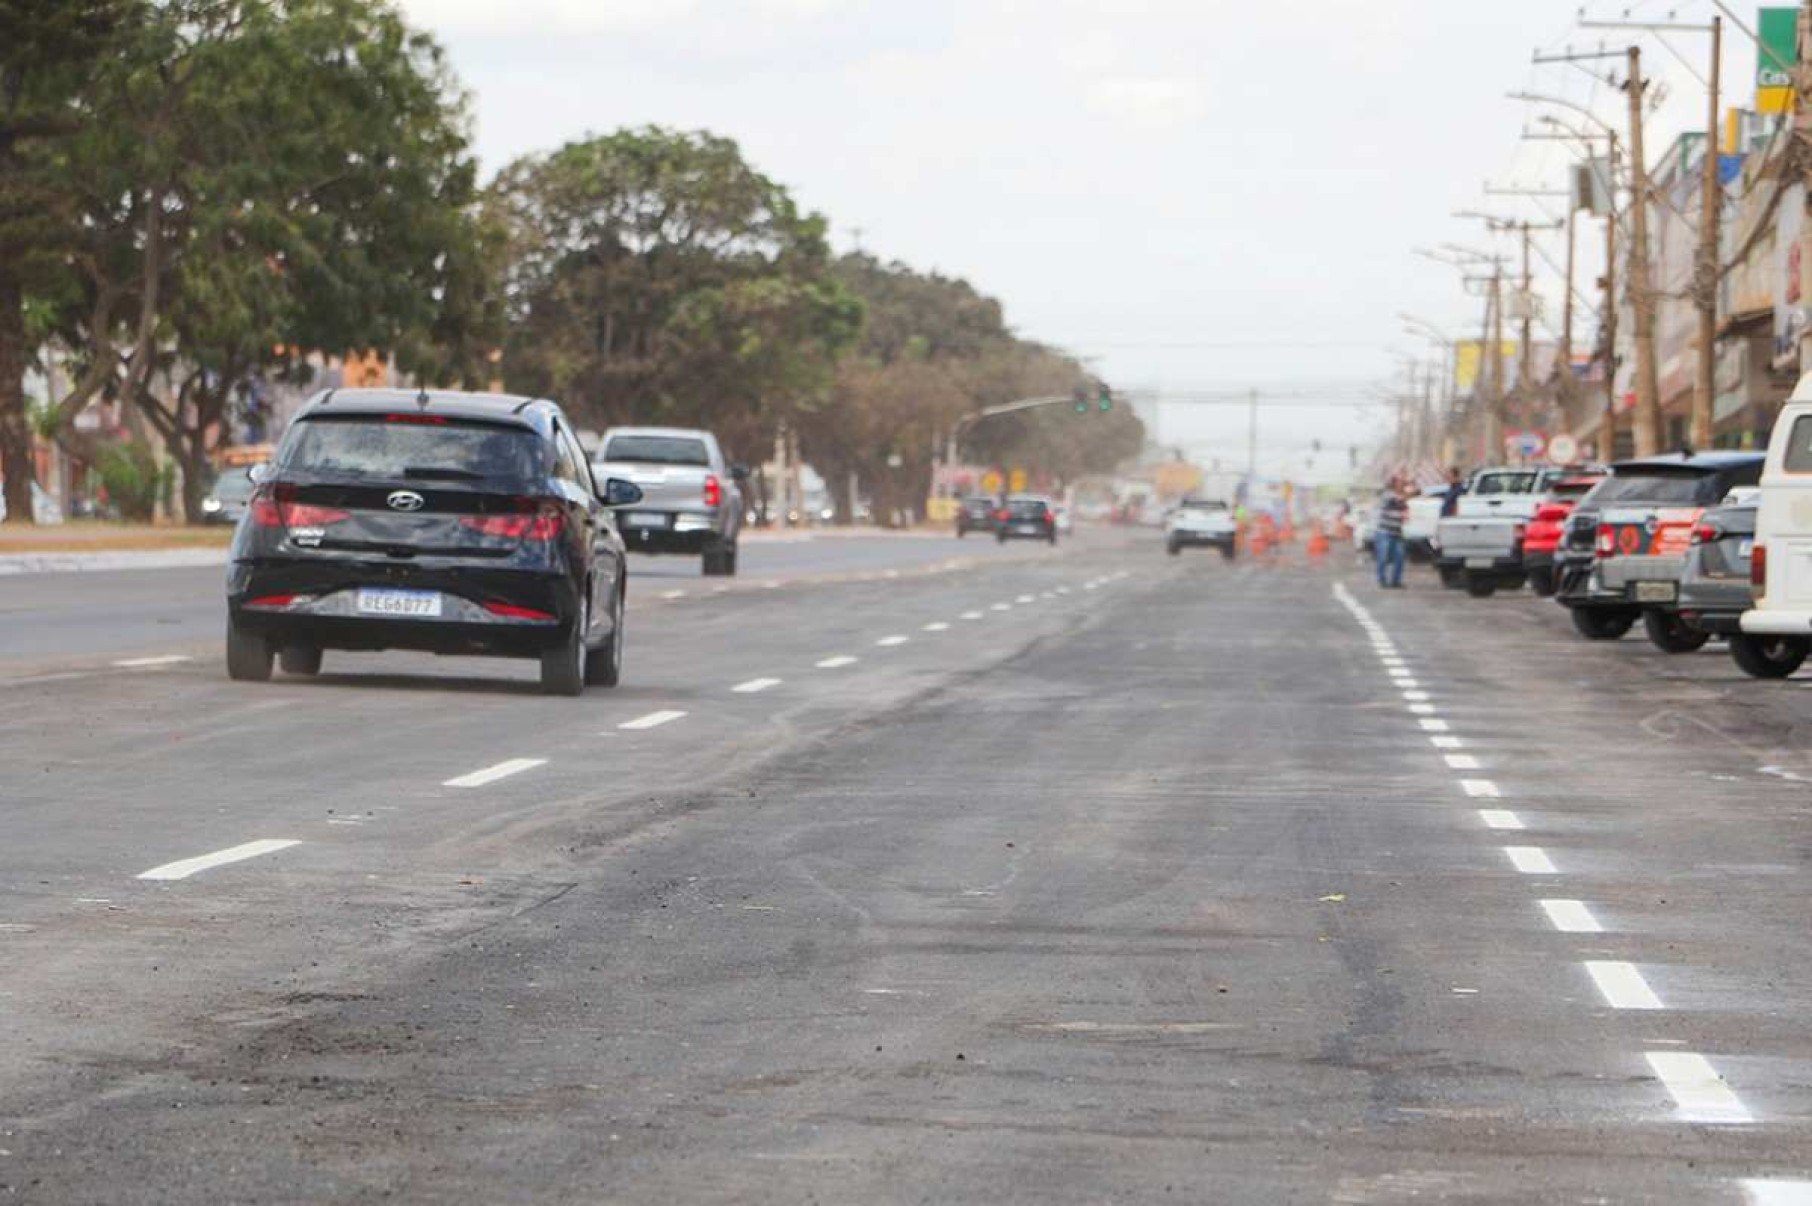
[1753,543,1767,595]
[1533,503,1567,523]
[1595,523,1615,557]
[703,474,722,509]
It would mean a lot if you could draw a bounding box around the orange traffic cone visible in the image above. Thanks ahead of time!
[1307,525,1330,559]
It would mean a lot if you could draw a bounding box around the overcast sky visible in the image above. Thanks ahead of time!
[397,0,1757,477]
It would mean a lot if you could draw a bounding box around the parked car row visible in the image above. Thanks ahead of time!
[1405,414,1812,678]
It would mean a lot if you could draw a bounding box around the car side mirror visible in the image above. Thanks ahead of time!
[600,477,644,508]
[730,464,751,482]
[247,463,270,485]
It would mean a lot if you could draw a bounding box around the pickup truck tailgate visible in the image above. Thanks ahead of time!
[597,462,714,513]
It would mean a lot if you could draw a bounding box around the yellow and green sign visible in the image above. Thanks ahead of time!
[1758,7,1797,115]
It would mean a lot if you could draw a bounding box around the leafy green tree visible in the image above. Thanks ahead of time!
[41,0,487,519]
[0,0,136,522]
[493,127,861,459]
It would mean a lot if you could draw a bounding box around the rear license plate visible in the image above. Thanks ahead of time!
[1633,581,1678,604]
[624,512,666,528]
[356,588,442,618]
[1739,539,1755,559]
[1465,557,1494,569]
[1015,524,1039,534]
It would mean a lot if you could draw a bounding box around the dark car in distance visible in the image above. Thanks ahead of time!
[225,389,643,696]
[956,496,1000,538]
[997,496,1058,544]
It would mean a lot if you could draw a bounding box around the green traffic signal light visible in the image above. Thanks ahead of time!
[1073,386,1089,414]
[1097,386,1112,413]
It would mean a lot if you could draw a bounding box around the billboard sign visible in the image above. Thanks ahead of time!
[1758,7,1797,115]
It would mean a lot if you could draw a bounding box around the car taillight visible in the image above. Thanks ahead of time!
[1596,523,1615,557]
[1753,543,1767,594]
[1534,503,1566,523]
[1692,522,1720,546]
[459,504,564,541]
[703,474,722,509]
[481,600,556,621]
[244,594,298,608]
[997,509,1010,522]
[1044,509,1055,525]
[249,486,349,528]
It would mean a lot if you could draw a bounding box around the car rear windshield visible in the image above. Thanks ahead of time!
[1472,471,1539,495]
[280,417,544,480]
[1552,479,1600,499]
[604,435,709,466]
[1006,500,1049,517]
[1588,470,1719,505]
[1784,416,1812,473]
[1181,501,1227,511]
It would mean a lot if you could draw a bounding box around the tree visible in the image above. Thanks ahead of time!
[493,127,861,458]
[41,0,487,520]
[0,0,136,523]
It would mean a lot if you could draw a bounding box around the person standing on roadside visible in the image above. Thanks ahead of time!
[1374,475,1408,589]
[1439,466,1465,518]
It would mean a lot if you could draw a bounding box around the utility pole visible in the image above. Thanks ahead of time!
[1622,47,1662,456]
[1695,16,1722,451]
[1246,389,1258,495]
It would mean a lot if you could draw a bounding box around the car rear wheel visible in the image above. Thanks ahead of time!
[1570,607,1636,641]
[1166,538,1181,556]
[540,600,587,696]
[1729,633,1809,679]
[1528,566,1556,597]
[1438,565,1462,590]
[1220,543,1235,561]
[1643,609,1711,654]
[585,586,624,688]
[226,616,274,682]
[278,644,323,676]
[1464,573,1497,598]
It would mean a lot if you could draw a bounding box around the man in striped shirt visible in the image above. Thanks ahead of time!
[1374,476,1408,588]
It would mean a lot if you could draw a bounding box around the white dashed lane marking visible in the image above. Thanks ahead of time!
[1444,754,1482,770]
[444,758,547,789]
[990,603,1012,612]
[1478,809,1522,830]
[923,622,951,632]
[1647,1052,1753,1124]
[1461,779,1500,798]
[876,636,910,648]
[961,611,985,620]
[113,655,193,669]
[1743,1180,1812,1204]
[660,589,687,600]
[619,710,687,731]
[1431,735,1463,749]
[1503,846,1557,875]
[1403,690,1430,702]
[1539,899,1603,933]
[1420,718,1451,732]
[732,678,782,694]
[138,839,302,882]
[816,656,859,669]
[1584,960,1664,1010]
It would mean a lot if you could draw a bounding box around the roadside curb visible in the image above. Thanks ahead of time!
[0,549,229,576]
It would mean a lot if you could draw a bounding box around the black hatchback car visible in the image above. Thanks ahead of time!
[956,496,1000,538]
[996,496,1058,544]
[226,389,643,695]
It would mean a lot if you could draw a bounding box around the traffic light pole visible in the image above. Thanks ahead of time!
[943,393,1092,482]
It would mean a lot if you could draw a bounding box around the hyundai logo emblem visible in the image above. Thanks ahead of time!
[386,490,426,512]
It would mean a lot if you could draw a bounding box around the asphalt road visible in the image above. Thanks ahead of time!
[2,533,1811,1203]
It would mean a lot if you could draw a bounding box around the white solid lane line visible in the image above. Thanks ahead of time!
[1420,718,1451,732]
[816,655,859,669]
[732,677,782,694]
[1647,1052,1753,1124]
[1539,899,1603,934]
[138,839,302,882]
[1461,779,1500,798]
[1478,809,1523,830]
[444,758,548,788]
[113,655,194,669]
[1743,1180,1812,1204]
[1445,754,1482,770]
[876,635,910,647]
[1584,960,1664,1010]
[923,622,951,632]
[1503,846,1557,874]
[619,710,688,731]
[961,611,985,620]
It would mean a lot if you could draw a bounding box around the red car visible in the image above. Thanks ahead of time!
[1524,474,1604,597]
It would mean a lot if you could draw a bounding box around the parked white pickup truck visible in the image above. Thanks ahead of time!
[1433,467,1564,597]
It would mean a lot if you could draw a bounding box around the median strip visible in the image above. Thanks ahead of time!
[138,839,301,882]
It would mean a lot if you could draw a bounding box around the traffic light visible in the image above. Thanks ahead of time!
[1097,384,1112,412]
[1073,385,1089,414]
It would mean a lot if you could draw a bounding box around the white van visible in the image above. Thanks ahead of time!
[1736,377,1812,677]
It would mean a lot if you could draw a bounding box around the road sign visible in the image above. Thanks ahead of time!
[1505,430,1546,460]
[1547,433,1580,465]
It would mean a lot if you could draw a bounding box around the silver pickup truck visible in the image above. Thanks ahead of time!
[1433,467,1563,597]
[592,427,747,576]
